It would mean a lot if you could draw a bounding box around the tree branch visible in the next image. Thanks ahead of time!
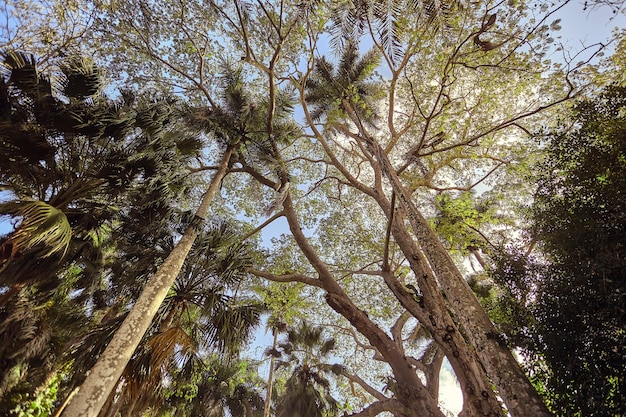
[345,399,408,417]
[248,268,323,288]
[240,211,285,242]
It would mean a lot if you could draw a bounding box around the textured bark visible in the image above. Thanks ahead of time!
[347,399,407,417]
[282,195,445,417]
[375,195,503,416]
[61,147,234,417]
[382,213,503,417]
[367,140,552,417]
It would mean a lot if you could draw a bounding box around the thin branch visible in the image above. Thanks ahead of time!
[240,211,285,242]
[248,268,324,288]
[382,192,395,271]
[319,364,388,401]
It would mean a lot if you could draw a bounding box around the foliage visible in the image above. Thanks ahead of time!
[269,321,340,417]
[98,223,264,417]
[492,85,626,416]
[431,191,501,257]
[0,1,621,417]
[159,356,265,417]
[0,49,205,412]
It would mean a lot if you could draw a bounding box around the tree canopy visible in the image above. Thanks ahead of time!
[490,84,626,417]
[1,1,625,417]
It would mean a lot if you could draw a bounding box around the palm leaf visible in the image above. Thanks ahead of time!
[146,325,197,373]
[0,200,72,259]
[1,51,39,93]
[60,56,101,99]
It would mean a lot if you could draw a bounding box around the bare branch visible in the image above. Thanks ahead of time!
[345,399,408,417]
[240,211,285,242]
[248,268,324,288]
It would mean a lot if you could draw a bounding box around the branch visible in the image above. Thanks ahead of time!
[237,165,277,188]
[319,364,388,402]
[248,268,324,288]
[345,399,407,417]
[382,192,395,272]
[390,311,411,354]
[322,323,378,354]
[240,211,284,242]
[187,165,220,173]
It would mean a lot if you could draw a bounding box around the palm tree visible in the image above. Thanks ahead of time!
[97,223,263,417]
[263,317,287,417]
[62,64,296,417]
[270,321,341,417]
[305,41,381,126]
[160,355,265,417]
[0,51,203,293]
[0,50,203,411]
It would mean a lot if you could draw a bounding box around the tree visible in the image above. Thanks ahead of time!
[5,1,618,416]
[97,224,263,417]
[494,85,626,416]
[160,355,265,417]
[61,60,294,416]
[69,1,606,415]
[0,50,203,412]
[268,321,340,417]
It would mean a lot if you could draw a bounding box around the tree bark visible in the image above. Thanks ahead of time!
[263,328,279,417]
[61,146,234,417]
[281,195,445,417]
[366,139,552,417]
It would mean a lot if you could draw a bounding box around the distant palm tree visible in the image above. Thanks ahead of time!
[160,355,265,417]
[305,42,381,126]
[270,321,341,417]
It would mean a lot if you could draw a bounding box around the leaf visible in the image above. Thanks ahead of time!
[0,200,72,259]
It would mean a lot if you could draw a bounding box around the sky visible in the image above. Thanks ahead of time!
[1,0,625,415]
[249,2,626,415]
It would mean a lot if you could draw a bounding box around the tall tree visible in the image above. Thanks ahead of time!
[97,224,263,417]
[0,50,203,412]
[269,321,340,417]
[493,85,626,416]
[5,1,620,416]
[61,63,293,415]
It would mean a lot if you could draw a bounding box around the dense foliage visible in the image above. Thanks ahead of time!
[493,85,626,416]
[0,51,262,416]
[0,1,625,417]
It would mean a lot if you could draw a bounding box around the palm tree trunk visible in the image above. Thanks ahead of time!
[366,139,551,417]
[61,146,234,417]
[263,328,279,417]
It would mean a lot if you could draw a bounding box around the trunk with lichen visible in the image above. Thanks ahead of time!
[367,139,552,417]
[61,147,234,417]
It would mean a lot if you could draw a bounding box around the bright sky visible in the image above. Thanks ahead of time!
[1,1,625,415]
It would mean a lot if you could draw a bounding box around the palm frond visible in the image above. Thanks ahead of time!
[60,56,101,99]
[146,325,197,372]
[1,51,39,93]
[0,200,71,259]
[207,302,263,353]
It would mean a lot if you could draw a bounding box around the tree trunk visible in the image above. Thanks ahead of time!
[281,195,445,417]
[263,329,279,417]
[61,146,234,417]
[367,139,552,417]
